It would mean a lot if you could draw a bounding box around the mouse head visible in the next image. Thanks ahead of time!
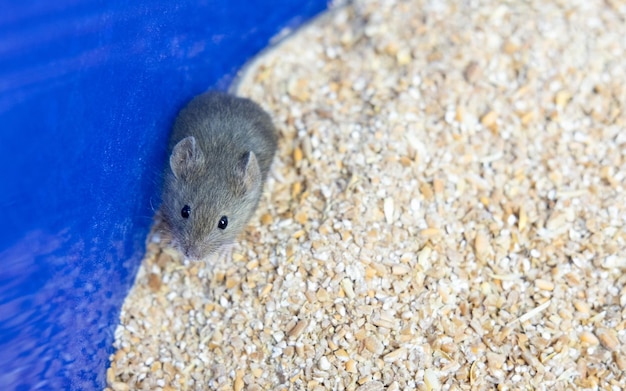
[161,136,262,261]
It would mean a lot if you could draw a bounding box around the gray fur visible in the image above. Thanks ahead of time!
[160,92,277,260]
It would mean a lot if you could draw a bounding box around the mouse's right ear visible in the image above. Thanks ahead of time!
[170,136,205,181]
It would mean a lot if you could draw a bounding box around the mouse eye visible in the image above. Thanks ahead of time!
[181,205,191,219]
[218,216,228,230]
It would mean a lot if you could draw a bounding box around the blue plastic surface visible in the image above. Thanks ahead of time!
[0,1,326,389]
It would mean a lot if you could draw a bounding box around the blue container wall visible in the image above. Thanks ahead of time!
[0,1,326,389]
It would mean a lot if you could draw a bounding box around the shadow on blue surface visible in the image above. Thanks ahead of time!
[0,1,326,389]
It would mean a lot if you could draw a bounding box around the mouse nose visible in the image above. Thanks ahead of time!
[184,246,201,262]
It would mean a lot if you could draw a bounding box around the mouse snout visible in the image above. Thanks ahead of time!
[183,246,202,262]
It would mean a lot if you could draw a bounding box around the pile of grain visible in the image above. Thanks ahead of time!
[107,0,626,389]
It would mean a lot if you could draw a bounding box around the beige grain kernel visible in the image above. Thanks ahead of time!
[503,41,519,53]
[391,263,411,275]
[356,380,384,391]
[260,283,273,298]
[345,359,358,373]
[372,311,396,329]
[580,331,599,345]
[546,212,567,231]
[234,370,245,391]
[225,275,240,289]
[354,328,367,341]
[520,111,534,125]
[288,320,308,338]
[614,353,626,371]
[463,61,480,83]
[316,287,330,302]
[424,369,441,391]
[318,356,332,371]
[420,182,434,199]
[288,78,310,102]
[518,206,527,231]
[418,246,432,265]
[341,278,356,299]
[396,48,412,65]
[383,347,406,362]
[433,177,444,195]
[480,110,497,127]
[597,329,619,351]
[364,335,384,355]
[554,90,570,107]
[260,213,273,225]
[573,300,590,313]
[420,227,441,238]
[335,348,349,360]
[106,367,116,385]
[535,279,555,291]
[148,273,161,292]
[293,146,303,164]
[291,181,302,198]
[111,382,130,391]
[474,231,490,259]
[383,197,395,223]
[246,259,259,270]
[295,211,308,225]
[384,42,398,56]
[486,352,506,369]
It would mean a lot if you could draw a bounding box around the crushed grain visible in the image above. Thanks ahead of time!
[107,0,626,389]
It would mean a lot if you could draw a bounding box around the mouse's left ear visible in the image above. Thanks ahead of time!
[170,136,205,181]
[238,151,261,192]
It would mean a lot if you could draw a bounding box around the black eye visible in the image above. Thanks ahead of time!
[218,216,228,229]
[181,205,191,219]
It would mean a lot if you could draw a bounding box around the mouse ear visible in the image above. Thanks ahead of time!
[238,151,261,192]
[170,136,205,180]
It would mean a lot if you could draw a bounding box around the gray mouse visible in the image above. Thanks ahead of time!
[160,91,277,261]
